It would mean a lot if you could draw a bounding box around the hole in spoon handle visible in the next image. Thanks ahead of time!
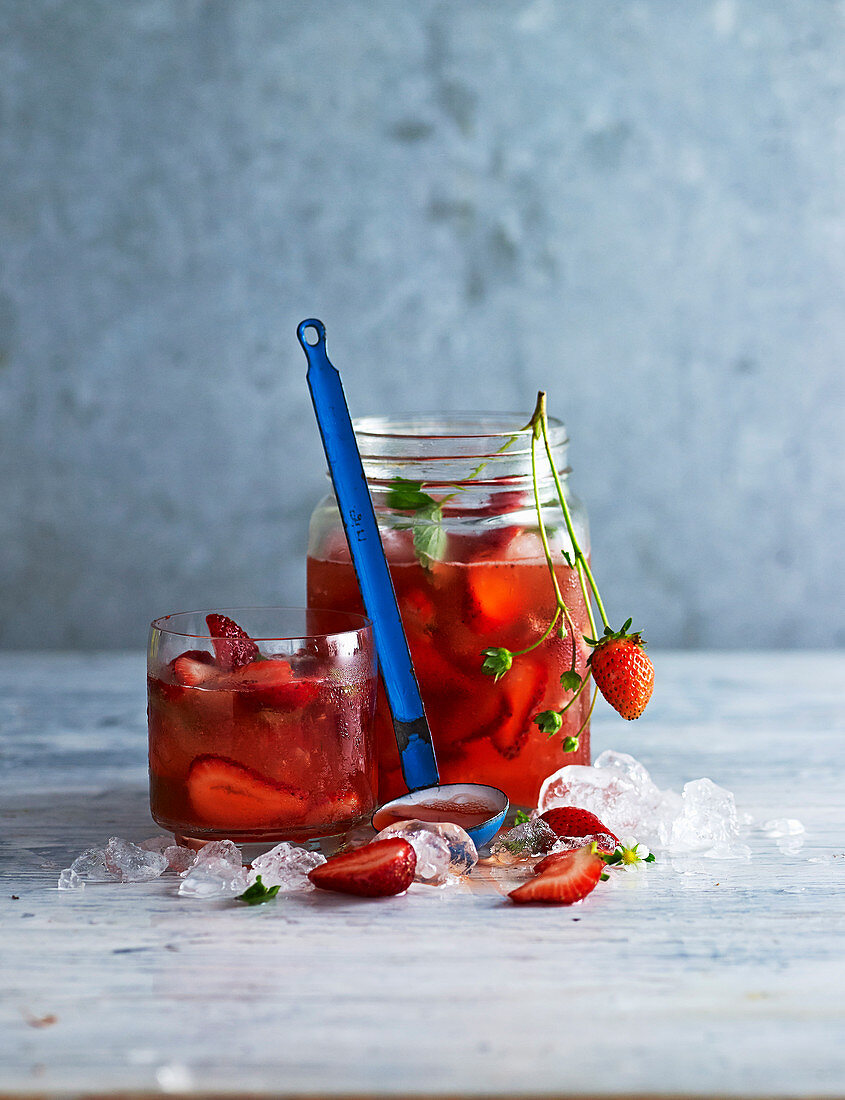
[297,318,326,350]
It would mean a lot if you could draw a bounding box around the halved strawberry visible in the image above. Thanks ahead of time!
[489,658,546,760]
[533,850,578,875]
[540,807,619,849]
[464,560,530,632]
[508,844,604,905]
[205,613,259,671]
[172,650,217,687]
[308,838,416,898]
[186,754,306,829]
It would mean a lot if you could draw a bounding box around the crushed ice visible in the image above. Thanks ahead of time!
[539,750,751,859]
[249,842,326,890]
[178,857,249,899]
[58,834,325,898]
[491,819,558,863]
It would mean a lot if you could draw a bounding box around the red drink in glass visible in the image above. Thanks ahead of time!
[307,531,592,810]
[147,608,377,843]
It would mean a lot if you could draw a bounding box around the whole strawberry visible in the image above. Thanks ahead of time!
[588,619,654,720]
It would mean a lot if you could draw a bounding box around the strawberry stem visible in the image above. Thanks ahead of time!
[511,606,562,657]
[577,686,598,739]
[530,423,566,610]
[533,392,610,633]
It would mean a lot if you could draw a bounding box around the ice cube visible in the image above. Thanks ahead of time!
[58,867,84,890]
[549,832,618,854]
[178,856,249,899]
[164,845,197,873]
[668,779,740,855]
[139,835,172,854]
[377,820,478,880]
[70,847,114,881]
[539,752,681,848]
[376,821,453,884]
[104,837,168,882]
[249,843,326,891]
[191,840,242,868]
[539,751,749,858]
[491,819,558,863]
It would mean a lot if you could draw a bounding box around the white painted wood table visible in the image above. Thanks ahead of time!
[1,652,844,1099]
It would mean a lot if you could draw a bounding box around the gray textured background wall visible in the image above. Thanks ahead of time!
[1,0,843,650]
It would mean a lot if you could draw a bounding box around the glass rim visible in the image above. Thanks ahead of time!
[149,606,372,642]
[352,411,567,443]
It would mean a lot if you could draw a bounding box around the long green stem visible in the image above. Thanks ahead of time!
[575,560,598,639]
[575,686,598,739]
[535,392,611,632]
[511,607,561,657]
[531,429,565,608]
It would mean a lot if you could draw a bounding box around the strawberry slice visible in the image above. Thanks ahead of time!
[205,613,259,671]
[508,844,604,905]
[533,850,578,875]
[229,658,322,709]
[489,658,546,760]
[186,754,306,829]
[465,559,527,631]
[540,807,619,849]
[308,838,416,897]
[171,650,217,687]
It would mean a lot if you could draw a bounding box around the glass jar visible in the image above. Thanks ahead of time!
[306,414,592,810]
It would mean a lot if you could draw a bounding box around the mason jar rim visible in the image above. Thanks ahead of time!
[149,606,372,642]
[353,412,567,445]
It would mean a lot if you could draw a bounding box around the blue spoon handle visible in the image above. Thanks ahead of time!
[298,319,440,792]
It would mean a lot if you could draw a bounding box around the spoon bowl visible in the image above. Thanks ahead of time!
[372,783,508,848]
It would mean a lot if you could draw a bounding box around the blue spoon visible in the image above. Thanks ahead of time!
[298,318,508,848]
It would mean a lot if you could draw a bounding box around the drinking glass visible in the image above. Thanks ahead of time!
[147,608,377,843]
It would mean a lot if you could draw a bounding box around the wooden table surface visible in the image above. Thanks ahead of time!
[1,651,844,1099]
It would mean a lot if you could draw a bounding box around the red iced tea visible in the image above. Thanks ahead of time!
[147,610,377,843]
[307,528,592,809]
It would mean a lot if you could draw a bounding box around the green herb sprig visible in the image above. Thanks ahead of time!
[236,874,281,906]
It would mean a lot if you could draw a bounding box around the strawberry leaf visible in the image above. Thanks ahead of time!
[562,735,579,753]
[560,669,582,693]
[513,809,532,826]
[236,874,281,906]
